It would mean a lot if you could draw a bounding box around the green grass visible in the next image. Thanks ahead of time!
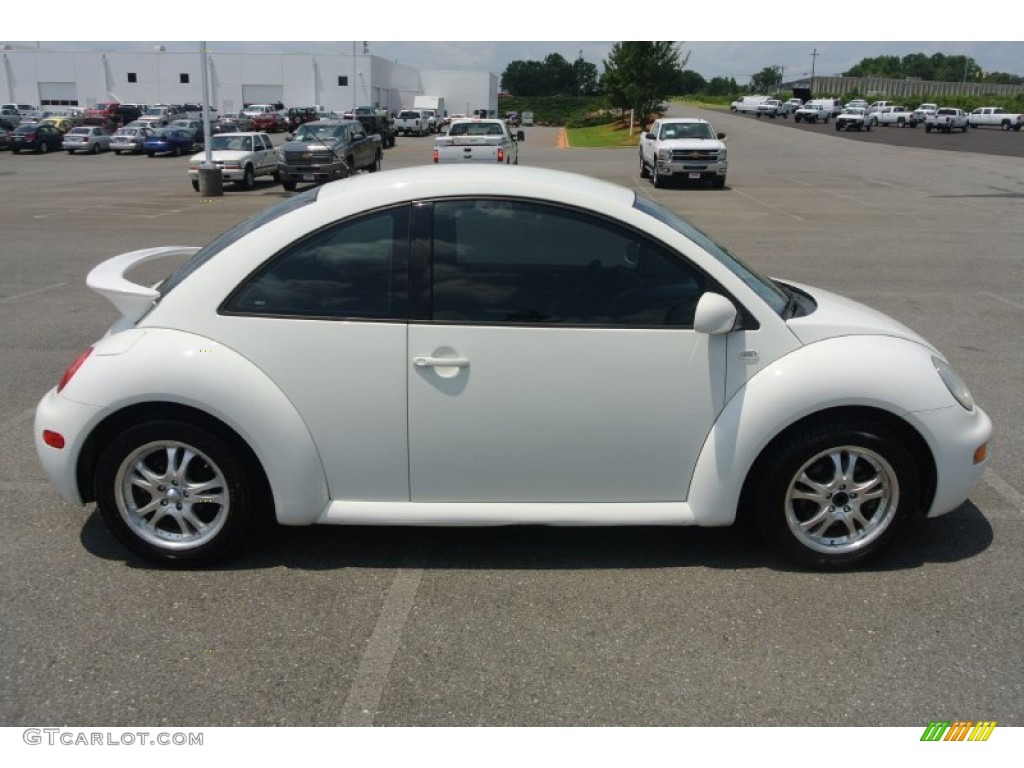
[565,122,640,148]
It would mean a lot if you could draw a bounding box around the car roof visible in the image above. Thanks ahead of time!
[315,166,635,211]
[657,118,711,124]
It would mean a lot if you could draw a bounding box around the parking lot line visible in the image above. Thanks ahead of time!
[729,188,805,222]
[978,292,1024,311]
[983,470,1024,518]
[0,283,67,304]
[338,567,424,725]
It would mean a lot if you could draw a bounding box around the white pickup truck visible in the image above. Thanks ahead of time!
[968,107,1024,131]
[874,105,920,128]
[433,118,524,164]
[395,109,430,137]
[187,131,279,191]
[638,117,728,189]
[925,108,969,133]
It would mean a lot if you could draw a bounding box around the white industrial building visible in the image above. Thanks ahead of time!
[0,44,499,117]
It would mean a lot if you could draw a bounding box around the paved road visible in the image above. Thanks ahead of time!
[1,117,1022,728]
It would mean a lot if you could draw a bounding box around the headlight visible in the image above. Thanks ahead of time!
[933,356,974,410]
[657,148,671,162]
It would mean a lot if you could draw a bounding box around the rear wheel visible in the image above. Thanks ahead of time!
[369,150,382,172]
[91,142,100,154]
[281,179,297,191]
[94,420,262,566]
[239,165,255,189]
[39,141,50,154]
[173,145,182,157]
[191,179,200,192]
[748,419,919,569]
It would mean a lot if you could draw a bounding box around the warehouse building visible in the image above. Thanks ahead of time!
[0,44,499,117]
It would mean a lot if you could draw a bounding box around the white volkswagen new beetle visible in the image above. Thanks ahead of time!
[35,166,992,568]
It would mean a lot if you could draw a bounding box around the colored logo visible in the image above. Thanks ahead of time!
[921,721,996,742]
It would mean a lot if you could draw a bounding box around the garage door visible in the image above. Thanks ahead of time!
[242,85,284,107]
[39,82,79,107]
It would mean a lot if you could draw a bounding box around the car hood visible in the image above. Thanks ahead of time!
[657,138,725,151]
[187,150,250,163]
[783,281,935,352]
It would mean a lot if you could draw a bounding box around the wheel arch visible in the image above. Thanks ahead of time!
[76,402,275,522]
[735,405,937,528]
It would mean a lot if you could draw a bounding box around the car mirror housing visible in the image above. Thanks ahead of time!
[693,292,737,335]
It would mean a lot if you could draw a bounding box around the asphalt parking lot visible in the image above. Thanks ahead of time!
[1,106,1022,727]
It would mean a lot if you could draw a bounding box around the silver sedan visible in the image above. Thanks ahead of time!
[62,126,112,154]
[109,126,154,155]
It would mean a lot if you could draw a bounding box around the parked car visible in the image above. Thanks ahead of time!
[34,166,992,569]
[40,116,78,133]
[219,113,253,131]
[0,117,17,149]
[187,132,279,191]
[143,128,197,157]
[62,125,112,154]
[138,105,180,129]
[109,125,154,154]
[10,123,63,153]
[834,107,876,132]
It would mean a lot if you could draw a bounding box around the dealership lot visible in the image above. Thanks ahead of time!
[1,107,1022,726]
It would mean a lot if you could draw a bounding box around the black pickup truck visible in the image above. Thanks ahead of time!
[277,119,383,191]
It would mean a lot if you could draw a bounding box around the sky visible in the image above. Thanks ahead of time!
[5,2,1022,83]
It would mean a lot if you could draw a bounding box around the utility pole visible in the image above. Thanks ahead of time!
[809,48,819,87]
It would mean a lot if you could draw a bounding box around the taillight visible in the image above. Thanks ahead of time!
[497,148,504,163]
[433,148,438,163]
[57,348,93,393]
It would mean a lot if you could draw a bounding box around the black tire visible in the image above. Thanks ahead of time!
[747,418,919,569]
[94,420,262,566]
[925,124,932,133]
[1000,122,1010,131]
[39,141,50,154]
[239,165,255,189]
[865,123,871,132]
[652,162,665,189]
[638,153,649,179]
[191,179,200,192]
[281,179,297,191]
[835,123,841,131]
[91,142,100,154]
[712,175,726,189]
[147,151,155,157]
[962,124,968,133]
[794,115,801,123]
[12,148,19,154]
[173,144,182,157]
[369,151,381,172]
[114,150,122,155]
[67,149,75,154]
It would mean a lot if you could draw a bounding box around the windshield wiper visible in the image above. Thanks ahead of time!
[776,281,800,319]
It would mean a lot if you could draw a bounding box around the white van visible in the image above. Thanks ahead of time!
[730,95,768,114]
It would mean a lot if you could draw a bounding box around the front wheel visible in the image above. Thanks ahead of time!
[369,151,382,172]
[191,179,200,192]
[239,165,255,189]
[39,142,50,154]
[652,163,665,189]
[749,419,919,569]
[94,420,262,566]
[638,153,650,179]
[281,179,297,191]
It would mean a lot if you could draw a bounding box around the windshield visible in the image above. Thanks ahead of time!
[659,122,714,140]
[633,195,789,315]
[294,124,345,141]
[211,135,253,151]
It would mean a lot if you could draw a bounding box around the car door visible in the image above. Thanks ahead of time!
[407,198,729,504]
[216,203,412,502]
[257,133,274,173]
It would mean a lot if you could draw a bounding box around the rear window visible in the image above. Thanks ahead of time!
[158,189,320,297]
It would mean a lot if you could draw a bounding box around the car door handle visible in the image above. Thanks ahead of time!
[413,356,469,368]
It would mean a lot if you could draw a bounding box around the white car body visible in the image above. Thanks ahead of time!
[968,107,1024,131]
[34,166,992,569]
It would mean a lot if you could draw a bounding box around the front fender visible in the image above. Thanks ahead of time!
[61,328,328,525]
[687,335,959,525]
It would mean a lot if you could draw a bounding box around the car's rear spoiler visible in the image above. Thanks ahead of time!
[86,246,200,324]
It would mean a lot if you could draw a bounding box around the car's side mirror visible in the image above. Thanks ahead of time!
[717,133,727,140]
[694,292,738,335]
[645,132,656,140]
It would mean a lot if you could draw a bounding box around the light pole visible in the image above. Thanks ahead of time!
[197,41,222,196]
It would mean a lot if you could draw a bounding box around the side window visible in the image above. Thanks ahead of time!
[224,206,409,320]
[431,200,705,327]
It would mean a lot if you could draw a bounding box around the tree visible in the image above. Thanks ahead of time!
[705,76,739,96]
[601,42,689,118]
[543,53,576,95]
[501,59,546,96]
[842,51,996,83]
[749,65,782,94]
[572,52,600,96]
[675,69,707,95]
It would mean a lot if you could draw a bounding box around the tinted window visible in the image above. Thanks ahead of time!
[432,200,705,327]
[225,206,409,320]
